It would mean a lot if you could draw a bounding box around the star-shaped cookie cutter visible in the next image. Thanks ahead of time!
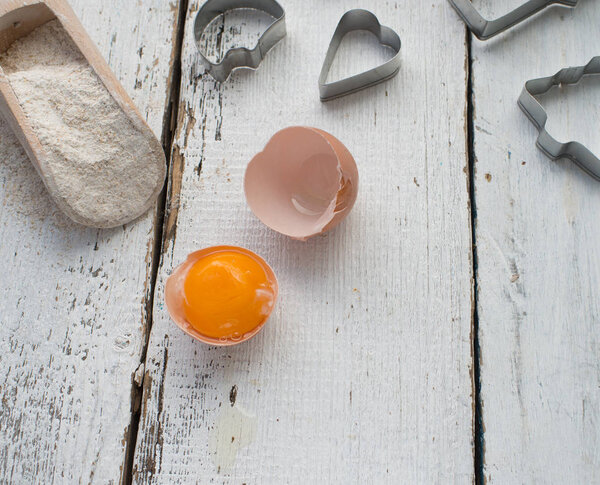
[518,56,600,181]
[448,0,578,40]
[194,0,286,82]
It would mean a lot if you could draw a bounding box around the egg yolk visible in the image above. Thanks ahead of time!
[182,250,275,340]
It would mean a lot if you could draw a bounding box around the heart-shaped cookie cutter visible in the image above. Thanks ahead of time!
[194,0,286,82]
[319,9,401,102]
[518,56,600,181]
[448,0,578,40]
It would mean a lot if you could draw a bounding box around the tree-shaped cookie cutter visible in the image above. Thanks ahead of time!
[448,0,578,40]
[194,0,286,82]
[518,57,600,181]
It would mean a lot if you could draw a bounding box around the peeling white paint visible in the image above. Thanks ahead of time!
[209,405,257,474]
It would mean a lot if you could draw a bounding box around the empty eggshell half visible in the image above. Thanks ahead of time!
[244,126,359,240]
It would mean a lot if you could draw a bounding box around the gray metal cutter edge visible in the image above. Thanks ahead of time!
[194,0,286,82]
[319,9,401,102]
[448,0,578,40]
[518,56,600,181]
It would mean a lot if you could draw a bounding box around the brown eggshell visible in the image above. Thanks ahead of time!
[244,127,359,240]
[164,246,278,346]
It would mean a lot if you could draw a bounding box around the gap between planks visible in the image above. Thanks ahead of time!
[465,28,485,485]
[121,1,190,483]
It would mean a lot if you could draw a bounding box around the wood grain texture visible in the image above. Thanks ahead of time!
[0,1,179,482]
[134,1,474,483]
[471,0,600,482]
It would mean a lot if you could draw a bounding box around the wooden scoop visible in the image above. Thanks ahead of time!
[0,0,166,228]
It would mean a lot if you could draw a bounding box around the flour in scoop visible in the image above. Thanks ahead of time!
[0,20,163,227]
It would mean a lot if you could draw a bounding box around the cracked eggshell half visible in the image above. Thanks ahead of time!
[244,126,359,241]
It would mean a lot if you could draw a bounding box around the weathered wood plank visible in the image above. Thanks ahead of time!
[471,1,600,482]
[134,1,474,483]
[0,1,180,482]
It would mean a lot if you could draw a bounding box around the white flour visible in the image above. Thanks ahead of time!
[0,20,163,226]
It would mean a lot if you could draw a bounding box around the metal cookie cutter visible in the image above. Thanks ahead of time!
[448,0,578,40]
[194,0,286,82]
[319,9,401,102]
[518,57,600,181]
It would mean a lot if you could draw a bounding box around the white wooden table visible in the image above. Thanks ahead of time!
[1,0,598,483]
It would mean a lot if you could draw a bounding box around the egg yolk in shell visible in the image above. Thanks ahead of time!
[182,250,276,340]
